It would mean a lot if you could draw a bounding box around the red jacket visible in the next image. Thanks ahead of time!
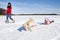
[7,7,12,14]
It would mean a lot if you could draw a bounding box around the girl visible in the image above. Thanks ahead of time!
[5,3,15,23]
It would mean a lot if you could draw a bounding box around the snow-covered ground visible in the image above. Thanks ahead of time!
[0,15,60,40]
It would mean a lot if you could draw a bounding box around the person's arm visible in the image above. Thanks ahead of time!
[11,7,12,14]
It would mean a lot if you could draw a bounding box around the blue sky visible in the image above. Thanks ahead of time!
[0,0,60,14]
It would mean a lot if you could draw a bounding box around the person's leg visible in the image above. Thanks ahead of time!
[23,24,28,31]
[9,14,15,22]
[28,26,32,32]
[6,14,9,22]
[50,20,54,23]
[45,19,47,24]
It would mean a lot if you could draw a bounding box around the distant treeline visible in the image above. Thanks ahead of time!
[0,8,58,15]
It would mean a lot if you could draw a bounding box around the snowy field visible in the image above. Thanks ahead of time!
[0,15,60,40]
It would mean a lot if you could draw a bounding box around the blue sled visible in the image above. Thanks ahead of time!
[17,26,25,32]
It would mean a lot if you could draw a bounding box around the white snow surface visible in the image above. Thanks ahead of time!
[0,15,60,40]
